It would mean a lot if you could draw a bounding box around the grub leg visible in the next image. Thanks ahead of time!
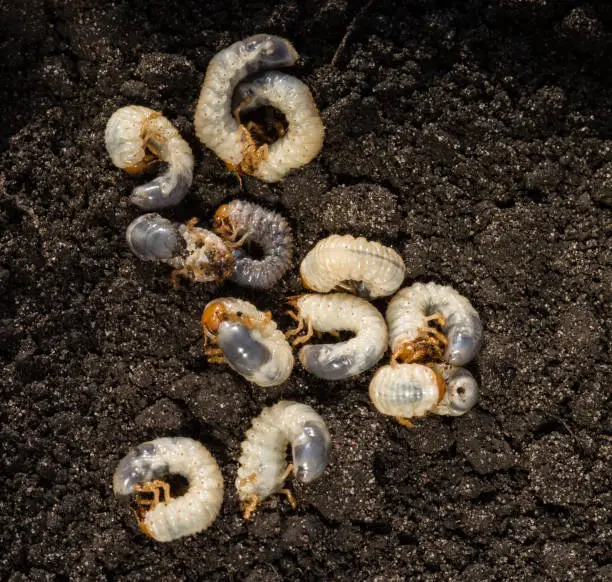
[238,472,257,488]
[206,346,227,364]
[134,479,171,509]
[395,417,415,429]
[153,479,171,503]
[280,488,297,510]
[425,312,447,328]
[185,217,200,230]
[170,268,190,288]
[202,329,218,349]
[281,463,294,481]
[291,320,314,346]
[242,494,259,520]
[285,314,304,338]
[205,347,224,357]
[225,230,251,248]
[223,160,244,188]
[285,309,300,322]
[419,325,448,346]
[233,96,255,125]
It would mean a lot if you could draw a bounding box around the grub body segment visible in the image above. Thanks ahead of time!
[290,293,388,380]
[105,106,193,209]
[202,297,294,387]
[194,35,299,168]
[113,437,224,542]
[300,234,405,299]
[214,200,293,289]
[236,401,330,517]
[233,71,325,181]
[387,282,482,366]
[369,363,479,421]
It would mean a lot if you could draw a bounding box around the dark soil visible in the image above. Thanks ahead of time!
[1,1,610,580]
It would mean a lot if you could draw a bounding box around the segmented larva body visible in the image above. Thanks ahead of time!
[287,293,388,380]
[387,283,483,366]
[236,400,330,519]
[232,71,325,182]
[105,106,194,210]
[126,214,234,285]
[202,297,294,387]
[195,35,297,168]
[194,35,323,181]
[113,437,224,542]
[213,200,293,289]
[369,363,479,423]
[300,234,406,299]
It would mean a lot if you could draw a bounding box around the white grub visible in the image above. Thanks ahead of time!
[194,35,298,169]
[232,71,324,181]
[300,234,406,299]
[105,105,194,210]
[201,297,294,387]
[386,282,482,367]
[194,34,323,181]
[236,400,330,519]
[286,293,388,380]
[113,437,224,542]
[213,200,293,289]
[126,214,234,286]
[369,363,479,425]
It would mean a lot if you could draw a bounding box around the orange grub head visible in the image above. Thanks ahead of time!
[213,204,232,234]
[202,302,229,334]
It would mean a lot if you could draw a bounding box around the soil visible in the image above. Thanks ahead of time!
[1,1,610,581]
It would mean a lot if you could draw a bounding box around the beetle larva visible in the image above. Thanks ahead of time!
[213,200,293,289]
[236,400,330,519]
[113,437,224,542]
[201,297,294,387]
[369,363,479,425]
[194,35,323,181]
[231,71,324,181]
[286,293,388,380]
[386,282,482,366]
[299,234,406,299]
[105,105,194,209]
[126,214,235,285]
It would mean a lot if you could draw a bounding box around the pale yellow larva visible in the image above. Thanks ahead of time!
[201,298,294,387]
[105,105,193,209]
[113,437,224,542]
[232,71,324,182]
[194,35,323,181]
[369,363,479,423]
[300,234,406,299]
[236,400,330,519]
[287,293,388,380]
[386,282,482,367]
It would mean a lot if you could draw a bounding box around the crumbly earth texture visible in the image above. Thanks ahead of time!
[1,1,610,580]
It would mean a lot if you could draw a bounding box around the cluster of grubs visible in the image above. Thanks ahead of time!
[106,35,318,287]
[107,35,482,543]
[202,241,482,417]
